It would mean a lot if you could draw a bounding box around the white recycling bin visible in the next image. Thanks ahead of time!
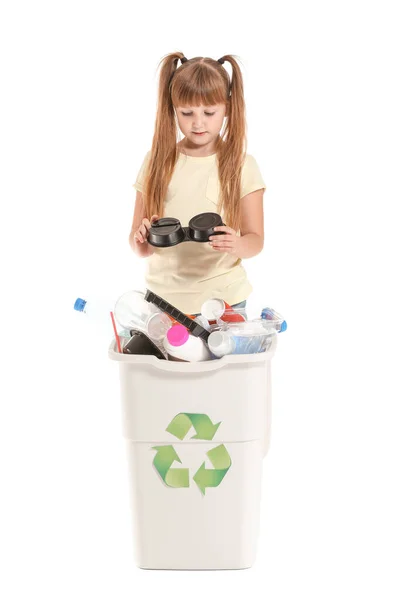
[108,333,277,570]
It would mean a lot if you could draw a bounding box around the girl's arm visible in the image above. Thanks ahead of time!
[209,188,265,259]
[128,190,157,258]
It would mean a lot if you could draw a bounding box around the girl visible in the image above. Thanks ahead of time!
[129,52,266,316]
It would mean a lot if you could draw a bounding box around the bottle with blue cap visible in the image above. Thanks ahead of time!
[73,290,171,343]
[260,307,287,333]
[73,296,131,340]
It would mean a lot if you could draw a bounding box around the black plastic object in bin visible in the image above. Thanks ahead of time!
[148,212,225,247]
[144,289,210,342]
[124,329,166,359]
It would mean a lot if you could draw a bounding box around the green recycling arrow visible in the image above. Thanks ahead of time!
[166,413,221,441]
[193,444,232,495]
[152,445,189,488]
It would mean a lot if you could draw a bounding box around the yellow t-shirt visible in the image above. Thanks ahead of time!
[133,149,266,314]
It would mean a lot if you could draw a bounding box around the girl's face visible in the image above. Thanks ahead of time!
[174,103,227,147]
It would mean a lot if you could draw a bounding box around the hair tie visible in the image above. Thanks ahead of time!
[180,56,188,63]
[217,57,225,65]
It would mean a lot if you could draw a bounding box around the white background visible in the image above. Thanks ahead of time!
[1,0,399,598]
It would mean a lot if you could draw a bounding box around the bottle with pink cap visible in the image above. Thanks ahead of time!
[163,324,212,362]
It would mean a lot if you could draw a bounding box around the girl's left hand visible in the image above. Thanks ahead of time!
[209,226,242,255]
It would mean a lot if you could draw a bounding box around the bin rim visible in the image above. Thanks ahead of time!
[108,333,277,372]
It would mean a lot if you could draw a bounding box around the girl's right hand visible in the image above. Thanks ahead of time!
[133,215,159,243]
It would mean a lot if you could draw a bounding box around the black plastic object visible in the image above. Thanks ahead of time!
[123,329,166,359]
[148,212,225,248]
[147,217,185,247]
[144,289,210,342]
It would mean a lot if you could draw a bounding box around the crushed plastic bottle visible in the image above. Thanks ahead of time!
[207,322,276,358]
[260,307,287,333]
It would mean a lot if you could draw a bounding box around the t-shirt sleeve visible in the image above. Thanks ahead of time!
[132,150,151,192]
[240,154,267,199]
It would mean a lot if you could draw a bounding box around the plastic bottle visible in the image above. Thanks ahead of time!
[207,323,276,358]
[213,307,287,334]
[259,307,287,333]
[201,298,246,323]
[74,290,171,342]
[73,296,131,339]
[163,324,212,362]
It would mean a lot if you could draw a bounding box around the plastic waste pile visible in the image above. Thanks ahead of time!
[74,289,286,362]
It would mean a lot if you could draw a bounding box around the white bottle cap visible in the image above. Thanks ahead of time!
[201,298,225,321]
[207,330,235,358]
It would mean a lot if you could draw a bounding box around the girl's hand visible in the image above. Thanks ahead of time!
[209,226,243,256]
[133,214,159,244]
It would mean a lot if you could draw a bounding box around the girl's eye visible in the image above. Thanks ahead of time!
[182,112,215,117]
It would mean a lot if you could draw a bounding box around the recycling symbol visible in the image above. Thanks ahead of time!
[152,413,232,495]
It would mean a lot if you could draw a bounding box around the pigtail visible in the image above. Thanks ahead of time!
[215,55,248,231]
[143,52,185,218]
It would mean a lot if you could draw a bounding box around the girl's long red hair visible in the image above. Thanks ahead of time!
[141,52,248,231]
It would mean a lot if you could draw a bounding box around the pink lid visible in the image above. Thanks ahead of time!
[167,324,189,346]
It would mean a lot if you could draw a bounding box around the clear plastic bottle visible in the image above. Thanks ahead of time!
[259,307,287,332]
[214,307,287,334]
[73,290,172,342]
[207,323,276,358]
[73,296,131,339]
